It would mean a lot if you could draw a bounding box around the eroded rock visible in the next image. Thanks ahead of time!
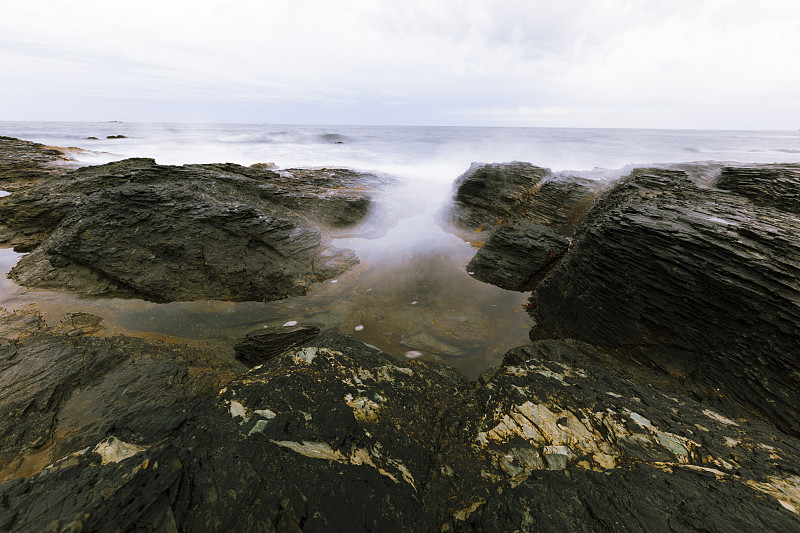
[0,156,395,302]
[530,168,800,437]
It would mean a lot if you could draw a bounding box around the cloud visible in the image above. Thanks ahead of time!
[1,0,799,128]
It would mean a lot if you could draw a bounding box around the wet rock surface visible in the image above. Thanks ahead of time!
[3,137,800,531]
[234,324,321,367]
[0,136,74,190]
[530,167,800,437]
[0,307,239,482]
[2,333,799,531]
[1,156,395,302]
[466,223,569,291]
[439,162,603,292]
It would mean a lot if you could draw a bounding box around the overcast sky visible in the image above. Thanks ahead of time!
[2,0,799,129]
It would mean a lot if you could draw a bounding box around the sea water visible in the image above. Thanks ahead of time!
[1,122,798,377]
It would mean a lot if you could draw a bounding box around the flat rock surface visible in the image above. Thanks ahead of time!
[530,168,800,437]
[2,333,799,532]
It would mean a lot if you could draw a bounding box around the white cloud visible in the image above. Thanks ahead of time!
[1,0,798,128]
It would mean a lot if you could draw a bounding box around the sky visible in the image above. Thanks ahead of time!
[1,0,799,129]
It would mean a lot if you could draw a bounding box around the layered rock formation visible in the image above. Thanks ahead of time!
[530,167,800,437]
[0,151,393,302]
[440,162,604,291]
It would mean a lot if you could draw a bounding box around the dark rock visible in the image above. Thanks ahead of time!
[442,162,550,235]
[0,307,238,482]
[439,162,603,292]
[0,136,73,191]
[715,164,800,215]
[0,155,396,302]
[530,168,800,437]
[86,136,99,140]
[234,324,321,367]
[466,223,570,291]
[106,135,127,139]
[3,334,799,531]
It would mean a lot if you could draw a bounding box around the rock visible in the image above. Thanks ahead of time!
[0,307,238,482]
[86,137,99,140]
[2,334,799,531]
[441,162,551,235]
[0,136,73,191]
[234,324,321,367]
[249,162,278,170]
[529,168,800,437]
[106,135,127,139]
[439,162,603,292]
[466,223,570,291]
[0,154,398,302]
[715,164,800,216]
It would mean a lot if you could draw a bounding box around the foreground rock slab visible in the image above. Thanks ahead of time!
[530,167,800,437]
[2,332,798,532]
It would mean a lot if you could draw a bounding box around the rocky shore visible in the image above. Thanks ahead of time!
[1,137,800,531]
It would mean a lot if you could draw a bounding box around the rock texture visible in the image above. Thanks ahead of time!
[2,332,799,532]
[0,156,394,302]
[0,307,239,482]
[234,324,321,367]
[530,167,800,437]
[466,223,569,291]
[439,162,604,291]
[0,136,74,190]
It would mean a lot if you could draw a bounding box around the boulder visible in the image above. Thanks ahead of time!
[439,162,603,292]
[529,168,800,437]
[0,136,73,190]
[715,163,800,215]
[2,333,799,531]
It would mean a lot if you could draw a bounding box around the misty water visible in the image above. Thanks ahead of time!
[1,122,799,377]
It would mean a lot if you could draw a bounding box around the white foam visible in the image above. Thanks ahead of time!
[0,191,10,197]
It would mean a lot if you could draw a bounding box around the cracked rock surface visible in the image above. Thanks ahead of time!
[2,332,799,532]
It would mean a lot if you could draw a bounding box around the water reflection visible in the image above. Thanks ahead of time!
[0,206,532,380]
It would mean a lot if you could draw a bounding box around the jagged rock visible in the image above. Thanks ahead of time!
[0,156,395,302]
[466,223,569,291]
[234,324,321,367]
[0,307,238,482]
[2,333,799,532]
[438,162,603,292]
[715,164,800,215]
[441,162,551,235]
[0,136,73,193]
[530,168,800,437]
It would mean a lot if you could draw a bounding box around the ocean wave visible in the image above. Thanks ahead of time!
[216,131,348,145]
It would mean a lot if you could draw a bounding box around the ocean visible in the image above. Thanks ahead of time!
[1,121,799,377]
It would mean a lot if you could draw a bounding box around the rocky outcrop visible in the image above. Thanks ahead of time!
[715,163,800,215]
[0,156,395,302]
[529,167,800,437]
[0,307,239,482]
[439,162,604,292]
[2,332,799,531]
[0,136,74,190]
[466,223,569,292]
